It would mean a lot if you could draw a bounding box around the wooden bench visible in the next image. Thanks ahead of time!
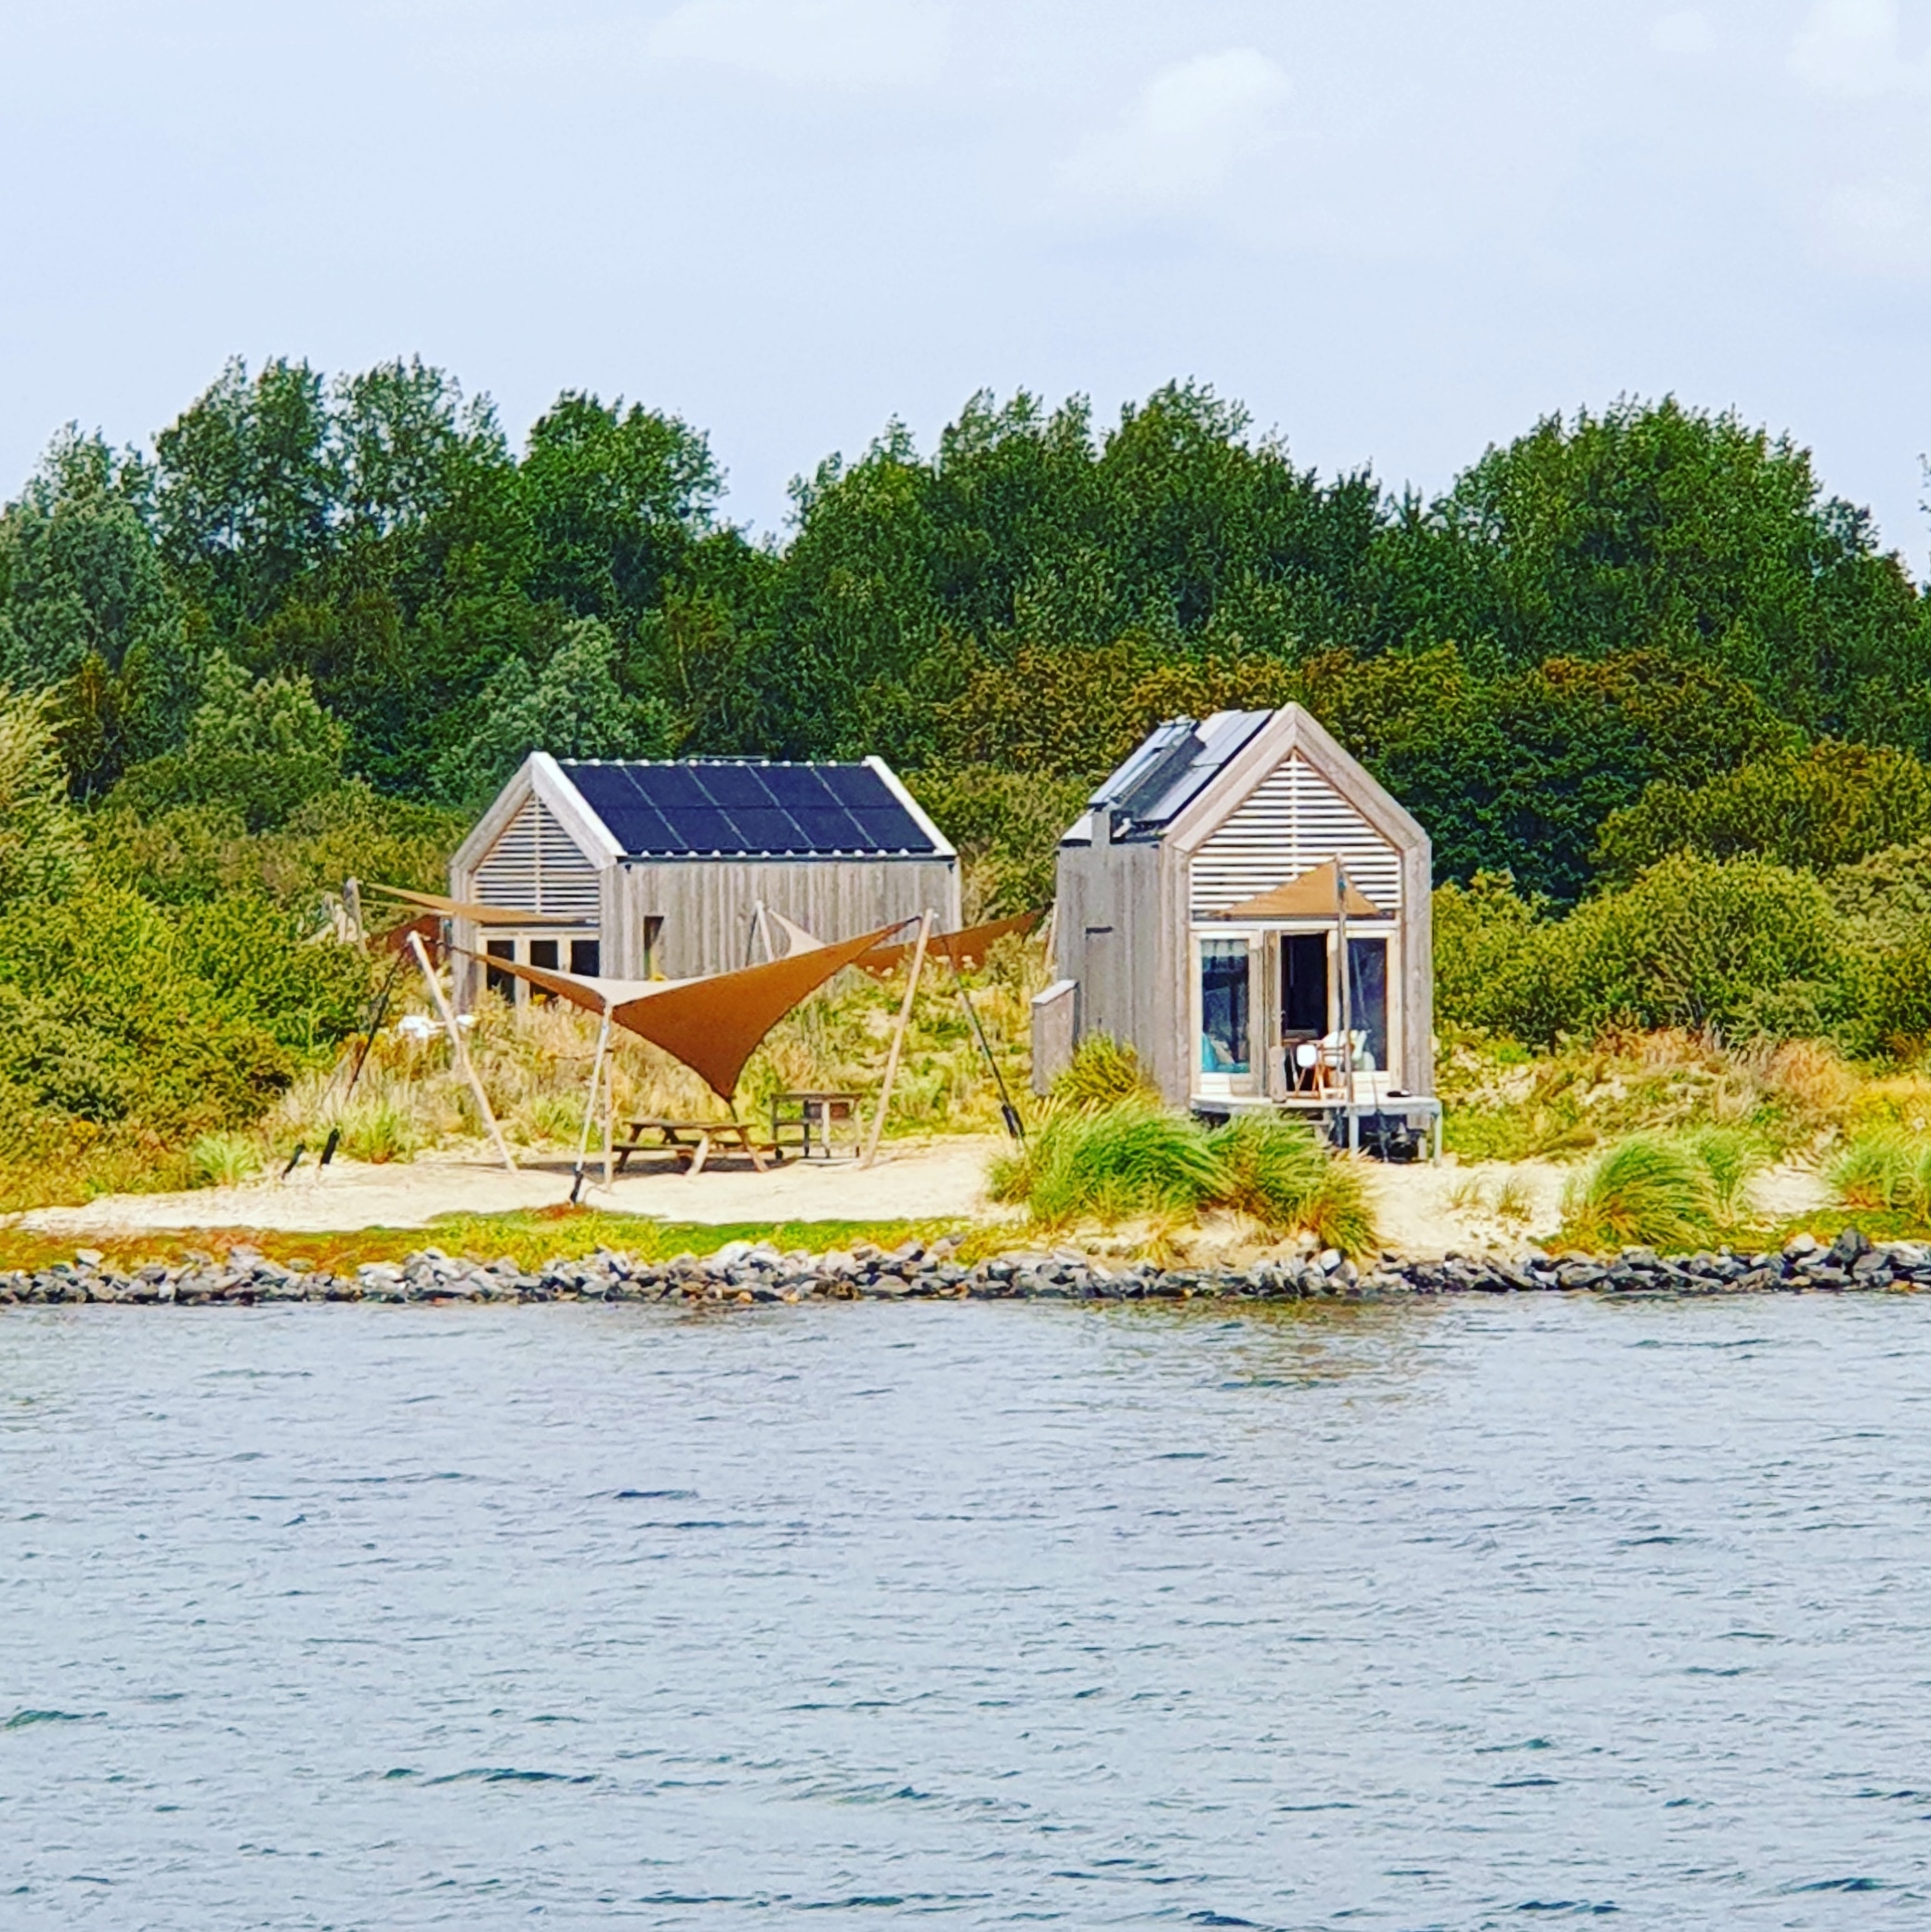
[613,1119,771,1177]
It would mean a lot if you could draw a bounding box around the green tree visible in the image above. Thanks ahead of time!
[1594,742,1931,883]
[111,653,349,831]
[0,685,87,903]
[433,617,672,807]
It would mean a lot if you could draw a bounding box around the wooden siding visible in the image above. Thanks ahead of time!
[1189,754,1402,917]
[475,795,603,920]
[607,858,959,979]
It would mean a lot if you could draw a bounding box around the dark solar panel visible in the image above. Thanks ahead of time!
[693,764,774,810]
[794,807,866,850]
[759,765,841,810]
[559,761,936,856]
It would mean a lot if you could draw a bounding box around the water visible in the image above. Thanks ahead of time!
[2,1298,1929,1929]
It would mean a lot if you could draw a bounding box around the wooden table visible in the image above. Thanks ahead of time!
[614,1119,770,1177]
[770,1091,862,1162]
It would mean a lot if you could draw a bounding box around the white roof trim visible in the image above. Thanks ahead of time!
[866,756,957,860]
[1166,704,1429,859]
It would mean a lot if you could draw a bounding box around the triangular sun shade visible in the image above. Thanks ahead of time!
[855,910,1043,976]
[366,882,581,928]
[1214,860,1385,920]
[479,919,912,1101]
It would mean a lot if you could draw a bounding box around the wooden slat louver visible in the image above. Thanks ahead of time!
[476,797,601,920]
[1191,755,1402,917]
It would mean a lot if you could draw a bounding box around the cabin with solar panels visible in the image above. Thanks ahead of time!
[1035,704,1437,1151]
[449,751,959,1004]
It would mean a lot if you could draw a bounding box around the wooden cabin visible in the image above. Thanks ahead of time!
[450,752,959,1005]
[1036,705,1436,1148]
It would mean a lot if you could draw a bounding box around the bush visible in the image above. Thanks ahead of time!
[0,880,372,1137]
[1049,1033,1157,1110]
[1557,854,1852,1043]
[334,1094,422,1165]
[1431,872,1553,1038]
[907,766,1089,918]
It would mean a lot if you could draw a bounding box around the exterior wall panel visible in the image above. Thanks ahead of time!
[1190,754,1403,916]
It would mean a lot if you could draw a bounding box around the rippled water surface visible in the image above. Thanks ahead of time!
[4,1298,1931,1928]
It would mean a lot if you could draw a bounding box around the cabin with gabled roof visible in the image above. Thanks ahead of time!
[1036,704,1435,1148]
[449,752,959,1005]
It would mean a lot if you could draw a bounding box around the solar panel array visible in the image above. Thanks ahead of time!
[557,761,940,858]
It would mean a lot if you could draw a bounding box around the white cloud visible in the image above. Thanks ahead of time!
[1650,10,1716,55]
[1789,0,1931,97]
[647,0,948,90]
[1060,47,1291,215]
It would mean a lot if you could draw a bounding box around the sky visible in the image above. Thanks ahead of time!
[3,0,1931,561]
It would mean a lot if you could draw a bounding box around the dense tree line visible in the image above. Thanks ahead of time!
[3,357,1928,907]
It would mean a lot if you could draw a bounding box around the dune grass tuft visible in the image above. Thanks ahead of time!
[990,1101,1380,1253]
[1048,1034,1158,1111]
[186,1131,263,1189]
[1557,1130,1768,1252]
[1827,1131,1931,1221]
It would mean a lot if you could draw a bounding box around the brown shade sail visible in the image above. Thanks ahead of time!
[1214,860,1385,920]
[856,910,1043,976]
[366,882,581,928]
[478,918,913,1101]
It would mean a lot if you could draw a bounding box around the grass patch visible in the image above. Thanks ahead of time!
[0,1211,968,1279]
[1555,1129,1770,1253]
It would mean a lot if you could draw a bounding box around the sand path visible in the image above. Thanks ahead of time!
[7,1136,1008,1239]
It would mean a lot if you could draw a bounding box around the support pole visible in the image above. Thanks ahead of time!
[409,932,516,1173]
[949,946,1023,1142]
[604,1044,616,1188]
[861,909,931,1169]
[570,1006,614,1205]
[1337,858,1357,1156]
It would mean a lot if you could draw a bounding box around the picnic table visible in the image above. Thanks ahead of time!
[613,1118,771,1177]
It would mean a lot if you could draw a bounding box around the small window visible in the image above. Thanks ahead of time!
[485,938,515,1000]
[643,915,664,976]
[527,938,559,1004]
[570,939,601,977]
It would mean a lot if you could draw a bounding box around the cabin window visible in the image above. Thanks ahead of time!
[643,916,664,976]
[485,939,515,999]
[1347,937,1390,1072]
[1199,939,1252,1075]
[571,939,601,976]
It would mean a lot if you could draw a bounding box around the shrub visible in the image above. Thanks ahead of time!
[1559,1134,1723,1253]
[1682,1127,1768,1221]
[187,1131,262,1188]
[1557,853,1852,1043]
[1431,872,1554,1038]
[1049,1033,1157,1110]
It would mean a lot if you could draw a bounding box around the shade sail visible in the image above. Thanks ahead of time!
[367,882,581,928]
[856,910,1042,977]
[477,918,912,1101]
[763,909,823,959]
[1214,860,1385,921]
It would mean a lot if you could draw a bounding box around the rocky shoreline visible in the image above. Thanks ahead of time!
[0,1227,1920,1306]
